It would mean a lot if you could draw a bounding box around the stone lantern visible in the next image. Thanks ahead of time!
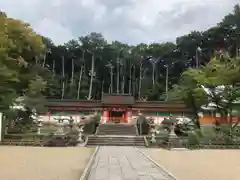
[37,120,42,135]
[149,118,156,143]
[77,124,84,143]
[54,118,65,135]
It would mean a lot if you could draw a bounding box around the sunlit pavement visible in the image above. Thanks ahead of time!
[87,146,176,180]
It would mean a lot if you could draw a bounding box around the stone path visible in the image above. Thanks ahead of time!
[87,146,176,180]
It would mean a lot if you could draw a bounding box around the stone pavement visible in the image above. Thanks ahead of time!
[87,146,176,180]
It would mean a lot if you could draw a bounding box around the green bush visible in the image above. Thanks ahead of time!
[83,115,100,134]
[43,134,68,147]
[187,131,200,146]
[4,133,45,140]
[137,116,149,135]
[66,127,79,146]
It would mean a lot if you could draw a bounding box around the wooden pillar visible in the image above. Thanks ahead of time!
[124,110,127,123]
[101,109,109,124]
[101,110,104,123]
[126,109,132,123]
[106,110,110,123]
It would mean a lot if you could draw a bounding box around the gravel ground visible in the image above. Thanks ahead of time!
[0,146,94,180]
[141,148,240,180]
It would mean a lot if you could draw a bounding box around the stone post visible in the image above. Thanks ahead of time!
[37,121,42,135]
[78,125,84,143]
[55,119,65,135]
[168,124,180,148]
[149,120,156,143]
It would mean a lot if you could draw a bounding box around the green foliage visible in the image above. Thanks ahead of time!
[0,13,46,113]
[30,4,240,101]
[137,115,149,135]
[83,115,100,134]
[187,131,200,146]
[23,76,47,113]
[1,4,240,135]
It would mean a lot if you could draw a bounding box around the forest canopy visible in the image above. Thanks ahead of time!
[0,4,240,113]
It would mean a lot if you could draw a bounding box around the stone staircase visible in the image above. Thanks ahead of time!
[86,135,146,146]
[85,124,146,146]
[96,124,137,135]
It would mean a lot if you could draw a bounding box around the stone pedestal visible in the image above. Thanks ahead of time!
[37,121,42,135]
[150,124,156,143]
[78,125,84,143]
[168,125,181,148]
[54,121,65,136]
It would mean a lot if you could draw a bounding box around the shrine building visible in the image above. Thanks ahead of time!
[38,94,226,125]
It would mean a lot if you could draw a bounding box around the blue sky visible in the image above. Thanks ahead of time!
[0,0,238,45]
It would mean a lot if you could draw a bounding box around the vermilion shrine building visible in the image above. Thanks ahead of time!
[38,94,229,125]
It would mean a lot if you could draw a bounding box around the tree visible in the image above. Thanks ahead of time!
[0,12,45,112]
[169,54,240,131]
[194,56,240,137]
[168,68,207,129]
[1,4,240,105]
[24,76,47,113]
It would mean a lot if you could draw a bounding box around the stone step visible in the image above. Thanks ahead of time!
[99,125,135,127]
[98,129,136,131]
[86,143,146,146]
[98,125,136,129]
[87,139,145,143]
[86,142,145,146]
[97,131,136,135]
[97,132,137,135]
[98,127,136,130]
[88,138,144,142]
[97,124,137,135]
[86,136,146,146]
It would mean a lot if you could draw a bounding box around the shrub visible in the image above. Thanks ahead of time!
[136,115,149,135]
[43,134,68,147]
[187,131,200,146]
[66,127,79,146]
[83,115,100,134]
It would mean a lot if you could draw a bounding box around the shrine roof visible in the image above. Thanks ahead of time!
[101,94,134,105]
[44,97,190,111]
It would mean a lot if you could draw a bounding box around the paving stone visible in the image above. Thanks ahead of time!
[86,146,176,180]
[139,175,155,180]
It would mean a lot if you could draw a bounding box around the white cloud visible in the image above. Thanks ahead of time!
[34,18,73,44]
[0,0,238,45]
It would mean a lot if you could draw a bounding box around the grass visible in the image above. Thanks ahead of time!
[201,126,217,137]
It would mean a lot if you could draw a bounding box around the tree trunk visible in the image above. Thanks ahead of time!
[128,65,132,94]
[110,67,113,94]
[87,54,94,100]
[188,92,201,129]
[152,64,155,86]
[71,59,74,86]
[61,56,65,99]
[122,75,125,94]
[42,54,46,67]
[132,65,136,97]
[138,64,142,100]
[77,65,83,99]
[165,66,169,101]
[52,59,55,78]
[117,57,120,94]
